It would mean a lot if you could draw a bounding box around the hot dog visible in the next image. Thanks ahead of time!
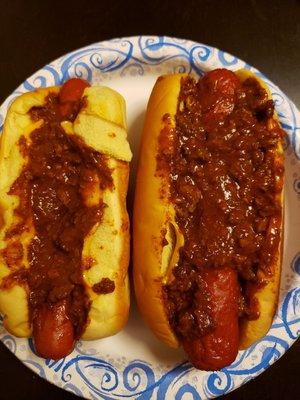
[133,69,284,370]
[0,78,132,359]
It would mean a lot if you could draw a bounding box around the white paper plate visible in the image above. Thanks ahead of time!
[0,36,300,400]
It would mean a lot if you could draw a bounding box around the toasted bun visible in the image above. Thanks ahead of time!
[133,75,185,348]
[234,70,284,349]
[133,70,284,351]
[0,84,132,340]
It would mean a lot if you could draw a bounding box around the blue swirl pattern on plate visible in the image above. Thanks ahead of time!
[0,36,299,399]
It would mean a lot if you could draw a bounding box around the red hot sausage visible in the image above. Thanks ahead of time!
[31,78,90,359]
[199,68,241,127]
[33,300,75,360]
[59,78,90,103]
[183,266,240,370]
[59,78,90,118]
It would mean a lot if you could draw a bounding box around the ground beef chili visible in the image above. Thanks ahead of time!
[4,86,115,342]
[92,278,115,294]
[161,70,284,342]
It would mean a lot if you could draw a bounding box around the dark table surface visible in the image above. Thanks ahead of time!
[0,1,299,399]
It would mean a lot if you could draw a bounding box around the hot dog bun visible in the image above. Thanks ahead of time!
[133,75,182,348]
[133,70,284,361]
[0,83,132,342]
[235,70,284,349]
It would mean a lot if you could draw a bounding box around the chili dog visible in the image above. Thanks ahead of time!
[133,69,284,370]
[0,78,132,359]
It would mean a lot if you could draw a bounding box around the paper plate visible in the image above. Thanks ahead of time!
[0,36,299,399]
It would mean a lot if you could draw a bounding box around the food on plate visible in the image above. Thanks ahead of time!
[133,68,284,370]
[0,78,132,359]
